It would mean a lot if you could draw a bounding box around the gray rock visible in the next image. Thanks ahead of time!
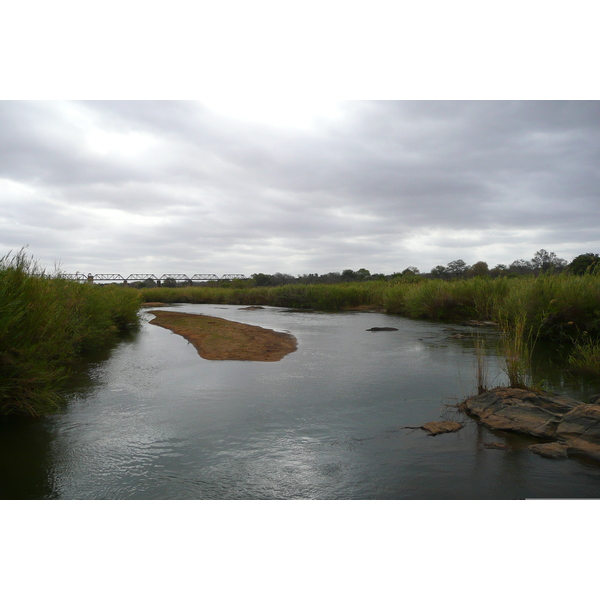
[460,387,600,463]
[528,442,569,459]
[555,404,600,460]
[459,387,581,439]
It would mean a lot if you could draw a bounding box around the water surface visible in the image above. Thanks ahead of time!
[2,305,600,499]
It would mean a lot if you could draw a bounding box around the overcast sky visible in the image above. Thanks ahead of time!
[1,100,598,278]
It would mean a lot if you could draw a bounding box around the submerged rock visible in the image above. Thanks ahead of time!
[528,442,569,459]
[556,404,600,461]
[420,421,464,436]
[484,442,509,450]
[366,327,399,332]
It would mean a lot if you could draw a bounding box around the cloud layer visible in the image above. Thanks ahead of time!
[1,100,599,277]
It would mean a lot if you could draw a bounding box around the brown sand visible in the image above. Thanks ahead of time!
[148,310,297,362]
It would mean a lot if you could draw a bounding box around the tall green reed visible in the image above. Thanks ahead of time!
[0,251,141,416]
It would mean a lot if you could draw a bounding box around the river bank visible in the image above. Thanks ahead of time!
[0,251,141,416]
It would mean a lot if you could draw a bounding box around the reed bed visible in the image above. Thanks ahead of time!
[0,252,141,416]
[567,333,600,375]
[142,281,387,311]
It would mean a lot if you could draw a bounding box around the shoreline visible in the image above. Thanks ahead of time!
[148,310,297,362]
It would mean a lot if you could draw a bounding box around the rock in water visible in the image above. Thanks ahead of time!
[420,421,464,436]
[460,387,600,463]
[459,387,582,439]
[366,327,399,332]
[556,404,600,461]
[484,442,509,450]
[527,442,569,459]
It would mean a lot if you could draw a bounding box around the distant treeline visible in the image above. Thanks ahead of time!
[130,249,599,289]
[249,249,598,285]
[0,251,141,417]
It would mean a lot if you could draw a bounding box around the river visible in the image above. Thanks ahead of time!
[2,304,600,499]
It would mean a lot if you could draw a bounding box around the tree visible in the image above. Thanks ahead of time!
[163,277,177,288]
[490,264,508,278]
[468,261,489,277]
[430,265,448,279]
[531,249,567,274]
[446,259,469,278]
[270,272,296,286]
[508,259,533,275]
[252,273,273,286]
[568,253,600,275]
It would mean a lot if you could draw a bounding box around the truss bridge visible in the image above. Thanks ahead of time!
[62,272,250,284]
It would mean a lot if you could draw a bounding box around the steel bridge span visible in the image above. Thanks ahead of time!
[62,273,249,283]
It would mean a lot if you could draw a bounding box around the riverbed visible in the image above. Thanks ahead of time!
[2,304,600,499]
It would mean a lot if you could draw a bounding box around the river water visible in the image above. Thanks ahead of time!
[2,304,600,499]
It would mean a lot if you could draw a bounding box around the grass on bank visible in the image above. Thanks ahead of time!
[568,333,600,375]
[0,251,141,416]
[142,281,388,311]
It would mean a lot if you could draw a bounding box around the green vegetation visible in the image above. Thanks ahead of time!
[567,333,600,375]
[0,251,141,416]
[142,281,387,311]
[568,253,600,275]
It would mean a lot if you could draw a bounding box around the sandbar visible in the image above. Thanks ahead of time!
[148,310,297,362]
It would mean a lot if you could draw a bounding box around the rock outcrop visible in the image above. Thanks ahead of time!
[460,387,600,462]
[459,387,581,439]
[556,404,600,461]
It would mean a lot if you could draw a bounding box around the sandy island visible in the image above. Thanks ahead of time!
[148,310,297,362]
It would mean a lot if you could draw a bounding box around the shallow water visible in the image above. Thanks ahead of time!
[2,305,600,499]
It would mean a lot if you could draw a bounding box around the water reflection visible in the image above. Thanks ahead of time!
[0,417,57,499]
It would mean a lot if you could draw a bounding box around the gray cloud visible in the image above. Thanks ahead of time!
[1,100,599,276]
